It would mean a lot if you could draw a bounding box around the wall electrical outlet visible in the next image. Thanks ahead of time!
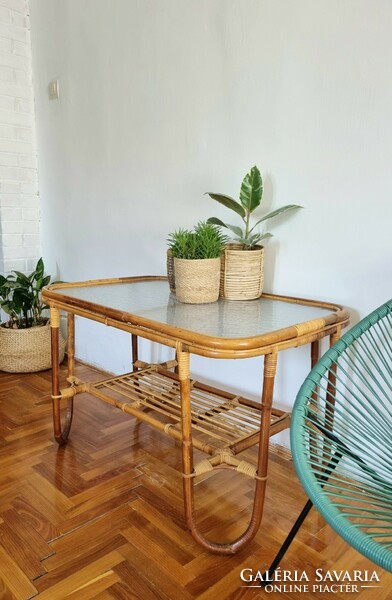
[48,79,60,100]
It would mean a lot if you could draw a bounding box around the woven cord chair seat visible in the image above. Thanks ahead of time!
[291,299,392,572]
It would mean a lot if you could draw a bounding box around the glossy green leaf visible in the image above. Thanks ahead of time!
[206,193,246,218]
[41,275,51,288]
[206,217,227,228]
[1,304,14,317]
[207,218,244,238]
[236,232,273,248]
[252,204,302,229]
[239,165,263,213]
[251,232,273,244]
[223,223,244,238]
[14,271,31,286]
[35,257,45,279]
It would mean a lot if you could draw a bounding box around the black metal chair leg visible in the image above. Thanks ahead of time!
[260,498,313,585]
[261,442,344,585]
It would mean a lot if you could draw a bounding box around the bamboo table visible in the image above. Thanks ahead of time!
[42,276,349,554]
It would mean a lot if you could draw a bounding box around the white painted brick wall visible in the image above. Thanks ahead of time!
[0,0,40,275]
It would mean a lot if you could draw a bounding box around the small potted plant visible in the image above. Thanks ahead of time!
[0,258,65,372]
[206,165,302,300]
[167,221,228,304]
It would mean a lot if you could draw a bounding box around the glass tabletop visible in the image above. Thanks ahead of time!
[47,279,340,341]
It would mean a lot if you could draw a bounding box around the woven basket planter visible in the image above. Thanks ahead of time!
[0,321,66,373]
[174,257,221,304]
[220,244,264,300]
[167,249,176,293]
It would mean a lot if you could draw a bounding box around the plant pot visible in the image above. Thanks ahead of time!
[174,257,221,304]
[0,321,66,373]
[167,249,176,293]
[220,244,264,300]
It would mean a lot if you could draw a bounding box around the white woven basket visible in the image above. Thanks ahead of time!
[0,321,66,373]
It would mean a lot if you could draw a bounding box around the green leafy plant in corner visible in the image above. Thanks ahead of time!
[167,221,229,260]
[206,165,302,249]
[0,258,54,329]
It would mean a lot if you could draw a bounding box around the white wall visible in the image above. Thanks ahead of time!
[29,1,392,440]
[0,0,40,275]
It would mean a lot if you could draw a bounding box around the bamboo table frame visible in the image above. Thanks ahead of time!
[42,276,350,554]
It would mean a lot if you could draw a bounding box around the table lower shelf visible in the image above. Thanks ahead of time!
[85,365,290,456]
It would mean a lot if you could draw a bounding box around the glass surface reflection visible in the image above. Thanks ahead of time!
[52,280,334,340]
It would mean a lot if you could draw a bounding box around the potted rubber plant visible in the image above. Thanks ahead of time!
[0,257,65,372]
[167,221,228,304]
[206,165,302,300]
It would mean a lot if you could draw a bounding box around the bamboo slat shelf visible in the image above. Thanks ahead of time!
[42,276,350,554]
[88,365,290,457]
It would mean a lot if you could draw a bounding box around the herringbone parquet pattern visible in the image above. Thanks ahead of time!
[0,362,391,599]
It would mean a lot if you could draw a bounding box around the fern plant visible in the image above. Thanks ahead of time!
[206,165,302,249]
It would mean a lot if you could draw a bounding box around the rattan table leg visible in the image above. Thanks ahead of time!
[247,352,277,537]
[177,348,195,528]
[132,334,139,372]
[67,313,75,379]
[311,339,320,368]
[179,348,278,554]
[51,307,73,445]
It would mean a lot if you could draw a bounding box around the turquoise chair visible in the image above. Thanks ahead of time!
[267,299,392,577]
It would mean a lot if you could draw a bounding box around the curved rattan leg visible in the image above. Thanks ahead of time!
[53,396,74,446]
[182,473,269,554]
[179,348,277,554]
[51,307,73,445]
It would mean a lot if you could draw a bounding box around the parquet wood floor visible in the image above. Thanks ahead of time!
[0,361,391,599]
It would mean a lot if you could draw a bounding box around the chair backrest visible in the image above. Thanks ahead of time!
[291,299,392,572]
